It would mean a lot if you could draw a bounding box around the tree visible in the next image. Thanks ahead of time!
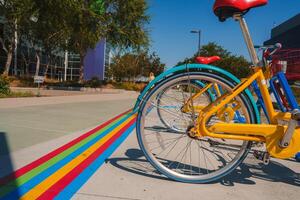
[25,0,76,77]
[176,42,251,78]
[144,52,165,76]
[108,51,165,81]
[66,0,150,82]
[1,0,150,81]
[0,0,34,76]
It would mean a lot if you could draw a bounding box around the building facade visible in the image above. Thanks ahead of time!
[264,13,300,81]
[0,16,109,81]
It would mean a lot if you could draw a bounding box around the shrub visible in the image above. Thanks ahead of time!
[85,77,103,88]
[0,91,35,98]
[46,81,84,88]
[113,82,146,91]
[10,76,35,87]
[0,75,11,95]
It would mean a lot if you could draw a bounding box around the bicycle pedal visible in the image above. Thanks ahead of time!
[253,150,270,165]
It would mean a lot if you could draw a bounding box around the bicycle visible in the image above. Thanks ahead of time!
[134,0,300,183]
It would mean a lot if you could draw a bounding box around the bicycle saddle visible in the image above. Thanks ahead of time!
[195,56,221,64]
[214,0,268,22]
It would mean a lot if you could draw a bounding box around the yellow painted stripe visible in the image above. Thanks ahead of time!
[20,115,135,200]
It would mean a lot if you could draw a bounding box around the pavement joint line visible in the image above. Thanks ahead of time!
[75,192,142,200]
[0,123,68,134]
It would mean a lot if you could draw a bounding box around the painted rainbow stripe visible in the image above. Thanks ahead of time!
[0,110,137,199]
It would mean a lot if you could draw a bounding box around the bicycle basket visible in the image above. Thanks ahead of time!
[271,49,300,81]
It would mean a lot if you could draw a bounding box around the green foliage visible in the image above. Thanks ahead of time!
[85,77,103,88]
[1,0,150,81]
[0,75,11,95]
[0,75,34,98]
[64,0,150,81]
[0,91,34,98]
[177,42,251,78]
[90,0,105,15]
[0,0,34,36]
[105,0,150,49]
[113,82,146,91]
[108,51,165,81]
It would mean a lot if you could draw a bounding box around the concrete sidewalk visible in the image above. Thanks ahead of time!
[2,126,299,200]
[0,90,138,109]
[10,87,126,97]
[75,133,300,200]
[0,91,138,153]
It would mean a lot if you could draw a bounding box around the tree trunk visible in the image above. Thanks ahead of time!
[79,52,85,83]
[44,63,50,78]
[3,46,13,76]
[21,52,30,77]
[44,55,51,78]
[35,52,40,77]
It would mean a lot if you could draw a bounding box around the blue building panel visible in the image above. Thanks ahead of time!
[83,39,106,81]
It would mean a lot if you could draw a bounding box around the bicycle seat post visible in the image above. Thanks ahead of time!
[233,14,260,66]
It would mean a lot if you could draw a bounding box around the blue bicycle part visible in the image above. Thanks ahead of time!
[252,80,270,122]
[295,152,300,162]
[270,76,287,112]
[270,72,299,111]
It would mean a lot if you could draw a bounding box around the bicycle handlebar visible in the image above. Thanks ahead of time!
[254,43,282,56]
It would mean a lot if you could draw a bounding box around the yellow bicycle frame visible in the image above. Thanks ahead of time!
[196,67,291,141]
[188,67,300,159]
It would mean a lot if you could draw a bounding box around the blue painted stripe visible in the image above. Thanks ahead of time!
[54,123,136,199]
[2,114,132,200]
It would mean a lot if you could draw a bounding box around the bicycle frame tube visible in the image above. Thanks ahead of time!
[198,68,292,142]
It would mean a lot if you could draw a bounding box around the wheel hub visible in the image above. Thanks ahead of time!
[186,125,202,139]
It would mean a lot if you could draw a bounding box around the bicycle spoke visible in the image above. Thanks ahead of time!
[137,74,252,183]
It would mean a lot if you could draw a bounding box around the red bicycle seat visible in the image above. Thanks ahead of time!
[195,56,221,64]
[214,0,268,21]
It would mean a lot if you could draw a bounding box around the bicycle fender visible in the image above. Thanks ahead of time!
[133,64,261,124]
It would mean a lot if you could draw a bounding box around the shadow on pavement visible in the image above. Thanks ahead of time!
[107,148,300,186]
[0,132,21,198]
[107,148,170,182]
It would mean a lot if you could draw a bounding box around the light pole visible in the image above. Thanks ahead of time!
[190,30,201,55]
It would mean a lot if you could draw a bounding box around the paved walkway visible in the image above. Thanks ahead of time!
[0,91,138,152]
[0,92,299,200]
[0,111,136,199]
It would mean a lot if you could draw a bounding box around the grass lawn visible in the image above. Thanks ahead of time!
[0,91,35,98]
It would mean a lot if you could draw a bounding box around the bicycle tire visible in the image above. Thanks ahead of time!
[136,71,256,183]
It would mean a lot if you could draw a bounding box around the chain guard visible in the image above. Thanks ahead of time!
[266,127,300,159]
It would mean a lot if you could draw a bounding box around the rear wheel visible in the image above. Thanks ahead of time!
[136,72,256,183]
[156,81,212,132]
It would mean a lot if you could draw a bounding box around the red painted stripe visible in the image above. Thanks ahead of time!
[37,118,136,200]
[0,110,132,185]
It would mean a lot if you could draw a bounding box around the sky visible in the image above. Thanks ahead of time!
[147,0,300,67]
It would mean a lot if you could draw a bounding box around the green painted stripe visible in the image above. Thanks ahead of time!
[0,113,130,195]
